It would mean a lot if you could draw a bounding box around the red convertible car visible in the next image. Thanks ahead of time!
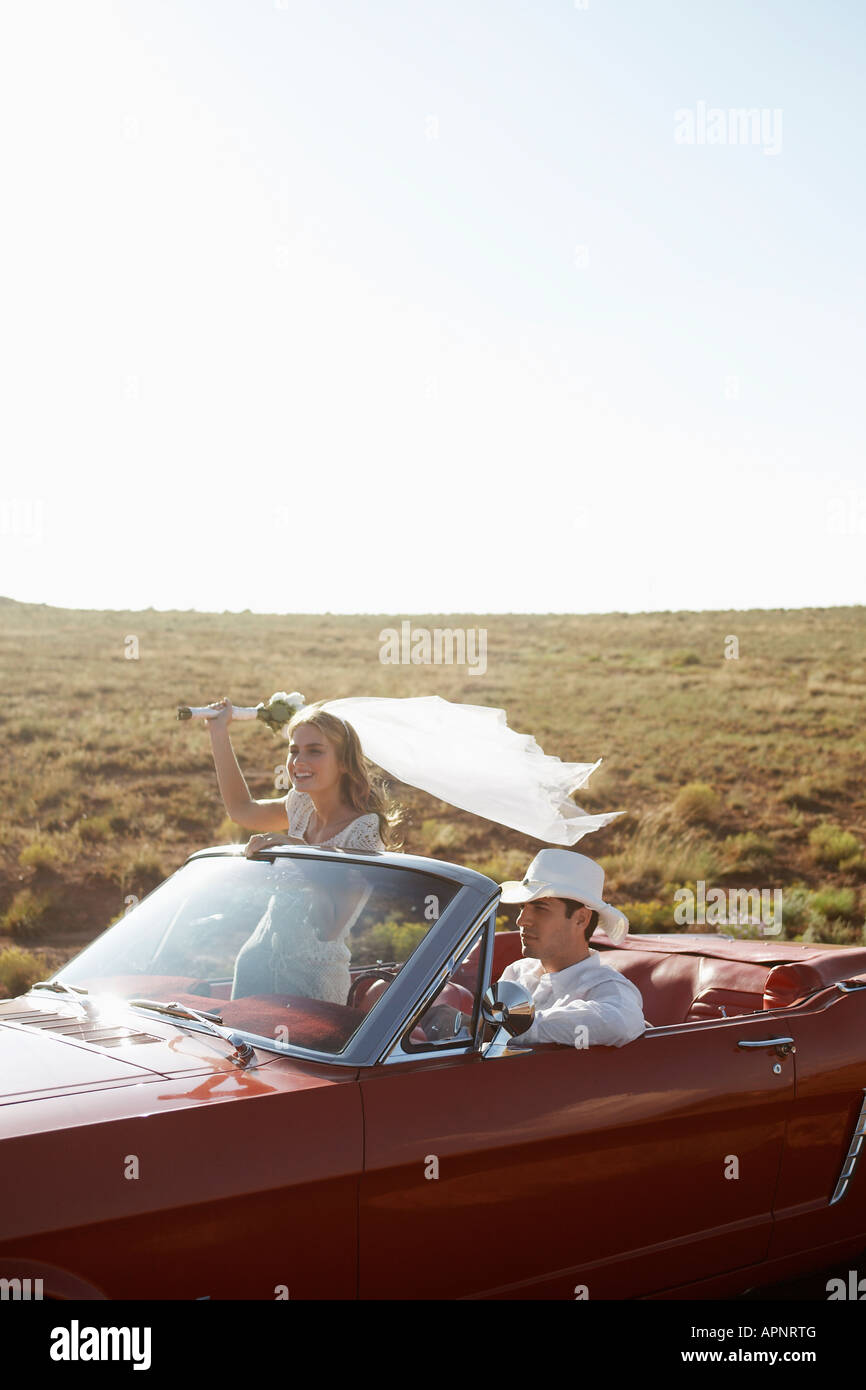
[1,842,865,1300]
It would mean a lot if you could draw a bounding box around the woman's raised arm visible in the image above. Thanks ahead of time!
[206,696,288,832]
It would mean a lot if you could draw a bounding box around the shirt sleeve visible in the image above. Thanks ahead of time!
[517,977,647,1049]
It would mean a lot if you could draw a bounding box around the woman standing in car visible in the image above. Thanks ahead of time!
[204,698,402,1002]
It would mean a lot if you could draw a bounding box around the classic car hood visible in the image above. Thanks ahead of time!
[0,995,278,1105]
[0,995,362,1258]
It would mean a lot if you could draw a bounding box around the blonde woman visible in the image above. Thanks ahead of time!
[205,698,402,1003]
[205,697,401,852]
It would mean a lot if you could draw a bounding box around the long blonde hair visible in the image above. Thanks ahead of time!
[286,703,403,849]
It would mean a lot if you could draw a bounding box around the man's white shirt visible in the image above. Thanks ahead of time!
[500,949,648,1048]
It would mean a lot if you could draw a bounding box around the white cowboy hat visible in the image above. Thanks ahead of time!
[499,848,629,945]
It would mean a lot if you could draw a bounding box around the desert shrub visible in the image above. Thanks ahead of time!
[126,851,167,896]
[808,770,852,797]
[171,808,213,832]
[76,815,111,842]
[800,919,865,947]
[619,900,671,932]
[670,650,701,668]
[781,771,850,809]
[780,779,819,810]
[352,917,428,965]
[18,837,69,871]
[2,888,55,941]
[777,886,824,934]
[0,946,44,997]
[601,830,720,899]
[722,917,778,941]
[722,832,777,874]
[470,851,528,885]
[810,823,861,867]
[7,721,50,743]
[419,819,462,855]
[809,887,858,922]
[672,783,719,826]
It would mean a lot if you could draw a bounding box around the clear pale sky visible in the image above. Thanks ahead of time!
[1,0,863,614]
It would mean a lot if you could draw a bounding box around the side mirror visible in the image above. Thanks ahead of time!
[481,980,534,1057]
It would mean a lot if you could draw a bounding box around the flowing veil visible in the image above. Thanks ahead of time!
[320,695,621,846]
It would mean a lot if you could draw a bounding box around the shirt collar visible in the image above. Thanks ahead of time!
[550,953,598,982]
[523,950,598,982]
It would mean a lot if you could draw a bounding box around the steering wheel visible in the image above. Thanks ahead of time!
[347,967,397,1008]
[417,980,475,1042]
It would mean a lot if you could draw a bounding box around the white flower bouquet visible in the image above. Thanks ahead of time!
[176,691,305,735]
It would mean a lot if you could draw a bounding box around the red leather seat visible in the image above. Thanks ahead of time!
[484,933,770,1026]
[354,975,392,1012]
[763,950,866,1009]
[600,950,770,1025]
[594,944,866,1020]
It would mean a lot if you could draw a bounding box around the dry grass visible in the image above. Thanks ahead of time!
[1,597,864,954]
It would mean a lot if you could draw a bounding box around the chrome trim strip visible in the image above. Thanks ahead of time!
[187,841,499,893]
[830,1089,866,1205]
[475,908,497,1050]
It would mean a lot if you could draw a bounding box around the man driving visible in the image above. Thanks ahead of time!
[496,849,647,1048]
[425,848,647,1048]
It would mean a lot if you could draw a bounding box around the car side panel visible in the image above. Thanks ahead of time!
[359,1016,794,1299]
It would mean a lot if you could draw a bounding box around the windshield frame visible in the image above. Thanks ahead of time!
[51,844,500,1069]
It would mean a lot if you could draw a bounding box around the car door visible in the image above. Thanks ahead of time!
[358,1001,795,1299]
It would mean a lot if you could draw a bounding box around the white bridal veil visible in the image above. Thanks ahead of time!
[320,695,621,846]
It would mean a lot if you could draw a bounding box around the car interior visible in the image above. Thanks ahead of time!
[76,929,866,1057]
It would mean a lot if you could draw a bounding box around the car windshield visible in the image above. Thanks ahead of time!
[54,853,460,1056]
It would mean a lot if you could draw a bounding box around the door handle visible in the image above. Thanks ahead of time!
[737,1036,795,1057]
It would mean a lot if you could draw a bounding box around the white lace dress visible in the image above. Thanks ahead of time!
[231,790,384,1006]
[286,788,384,854]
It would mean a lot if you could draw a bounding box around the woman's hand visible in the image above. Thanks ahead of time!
[205,695,234,734]
[244,832,303,858]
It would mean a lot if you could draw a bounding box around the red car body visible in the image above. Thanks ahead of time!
[1,844,865,1300]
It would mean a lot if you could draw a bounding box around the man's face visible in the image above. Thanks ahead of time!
[516,895,590,964]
